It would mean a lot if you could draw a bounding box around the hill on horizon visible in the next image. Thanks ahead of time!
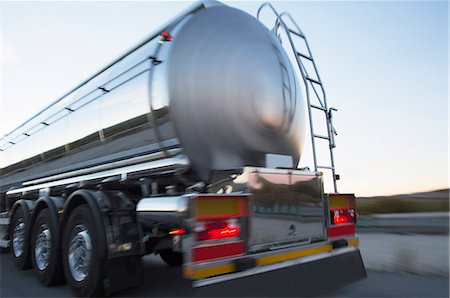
[355,188,449,214]
[357,188,449,201]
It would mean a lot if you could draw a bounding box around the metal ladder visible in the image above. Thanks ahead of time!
[257,3,339,193]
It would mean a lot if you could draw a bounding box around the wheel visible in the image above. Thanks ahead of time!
[159,249,183,267]
[62,205,105,297]
[10,206,31,269]
[31,208,65,286]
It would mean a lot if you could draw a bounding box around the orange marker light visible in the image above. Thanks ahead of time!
[169,228,186,235]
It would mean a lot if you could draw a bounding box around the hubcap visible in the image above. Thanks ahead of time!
[35,224,51,271]
[68,224,92,282]
[12,219,25,258]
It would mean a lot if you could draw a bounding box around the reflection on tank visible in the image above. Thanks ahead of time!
[251,176,323,218]
[1,4,306,194]
[0,32,179,191]
[228,168,325,251]
[0,106,177,189]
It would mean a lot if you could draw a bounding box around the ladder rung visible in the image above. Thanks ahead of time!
[289,29,305,38]
[311,104,326,111]
[313,134,330,140]
[317,165,334,170]
[305,76,322,85]
[297,52,312,61]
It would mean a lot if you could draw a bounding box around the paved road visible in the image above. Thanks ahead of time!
[0,247,448,297]
[358,233,449,276]
[327,271,449,297]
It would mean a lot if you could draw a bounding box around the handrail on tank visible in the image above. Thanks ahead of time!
[0,1,206,142]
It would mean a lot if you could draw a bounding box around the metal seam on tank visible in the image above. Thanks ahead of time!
[147,14,196,158]
[156,15,196,162]
[147,41,169,157]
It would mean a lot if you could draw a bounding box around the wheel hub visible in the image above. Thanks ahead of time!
[68,224,92,282]
[34,223,51,271]
[12,220,25,258]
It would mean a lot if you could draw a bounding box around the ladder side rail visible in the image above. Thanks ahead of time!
[275,20,321,174]
[257,3,339,192]
[279,12,339,193]
[257,3,319,173]
[280,13,327,110]
[308,79,325,108]
[326,107,338,192]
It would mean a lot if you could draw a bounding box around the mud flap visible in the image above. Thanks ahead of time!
[103,255,144,296]
[190,250,366,297]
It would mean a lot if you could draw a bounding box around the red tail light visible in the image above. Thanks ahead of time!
[195,218,240,241]
[161,31,173,41]
[169,228,186,235]
[331,209,356,225]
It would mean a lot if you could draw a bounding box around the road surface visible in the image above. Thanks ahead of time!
[0,245,448,297]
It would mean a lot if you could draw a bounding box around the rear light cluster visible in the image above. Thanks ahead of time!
[331,209,356,225]
[161,31,173,41]
[194,218,240,241]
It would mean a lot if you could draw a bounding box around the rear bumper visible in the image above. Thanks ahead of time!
[206,249,366,297]
[184,236,363,287]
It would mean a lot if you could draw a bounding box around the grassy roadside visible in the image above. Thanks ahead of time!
[356,189,449,215]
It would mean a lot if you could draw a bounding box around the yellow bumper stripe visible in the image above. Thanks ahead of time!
[256,244,333,266]
[348,238,359,247]
[191,263,236,279]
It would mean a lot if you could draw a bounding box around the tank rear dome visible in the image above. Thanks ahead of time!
[168,5,305,180]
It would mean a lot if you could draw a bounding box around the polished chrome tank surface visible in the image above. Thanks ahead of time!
[168,5,305,180]
[230,167,325,251]
[0,3,305,190]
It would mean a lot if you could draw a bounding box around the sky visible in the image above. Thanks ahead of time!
[0,0,448,197]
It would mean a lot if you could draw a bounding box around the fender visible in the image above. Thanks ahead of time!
[10,199,35,268]
[29,196,65,244]
[10,199,35,238]
[61,189,143,257]
[60,189,143,295]
[10,199,34,219]
[96,190,144,257]
[60,189,108,260]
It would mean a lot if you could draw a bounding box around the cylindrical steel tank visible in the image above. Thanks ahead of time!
[0,2,305,190]
[167,5,304,180]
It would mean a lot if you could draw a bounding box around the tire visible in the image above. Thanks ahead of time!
[159,249,183,267]
[10,207,31,269]
[31,208,65,286]
[62,205,105,297]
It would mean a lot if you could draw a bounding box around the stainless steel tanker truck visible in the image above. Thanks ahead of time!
[0,1,365,296]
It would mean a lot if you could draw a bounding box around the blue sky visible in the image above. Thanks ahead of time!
[1,1,448,196]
